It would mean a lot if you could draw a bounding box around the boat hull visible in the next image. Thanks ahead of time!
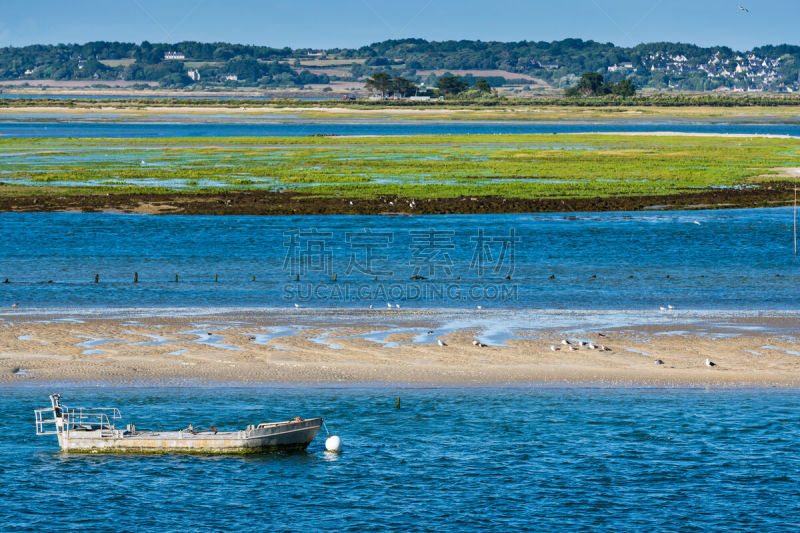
[57,418,323,454]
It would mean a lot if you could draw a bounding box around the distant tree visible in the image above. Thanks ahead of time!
[159,72,190,88]
[474,78,491,93]
[391,75,417,97]
[575,72,610,96]
[612,78,636,96]
[225,58,263,82]
[351,63,367,78]
[437,74,469,96]
[365,72,393,97]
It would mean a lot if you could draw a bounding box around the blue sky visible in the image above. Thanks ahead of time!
[0,0,795,50]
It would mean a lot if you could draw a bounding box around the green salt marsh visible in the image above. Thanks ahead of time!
[1,134,798,199]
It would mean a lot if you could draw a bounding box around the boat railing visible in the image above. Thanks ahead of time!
[35,407,61,435]
[35,394,121,436]
[63,406,122,432]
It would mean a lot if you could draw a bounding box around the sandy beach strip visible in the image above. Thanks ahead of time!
[1,310,799,387]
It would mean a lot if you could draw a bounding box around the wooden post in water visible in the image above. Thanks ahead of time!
[795,186,797,257]
[95,274,99,283]
[175,274,179,283]
[134,272,138,283]
[215,273,218,282]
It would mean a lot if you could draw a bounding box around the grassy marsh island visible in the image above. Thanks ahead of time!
[2,133,799,214]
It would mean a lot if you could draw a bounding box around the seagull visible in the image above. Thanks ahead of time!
[660,306,667,312]
[705,358,716,367]
[738,5,749,13]
[472,339,479,345]
[395,304,400,309]
[438,339,447,347]
[600,345,609,351]
[568,345,577,351]
[654,359,664,365]
[561,339,570,345]
[11,303,18,308]
[476,305,482,310]
[587,343,596,350]
[294,303,300,308]
[578,341,587,346]
[427,330,434,334]
[387,303,393,309]
[369,304,373,309]
[693,221,701,225]
[667,305,674,310]
[550,345,559,351]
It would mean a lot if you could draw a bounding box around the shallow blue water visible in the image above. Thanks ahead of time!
[3,385,799,531]
[0,209,798,311]
[2,121,800,138]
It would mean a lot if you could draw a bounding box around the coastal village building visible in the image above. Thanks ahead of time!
[607,62,634,72]
[531,60,560,70]
[187,69,200,81]
[164,51,185,60]
[634,50,788,90]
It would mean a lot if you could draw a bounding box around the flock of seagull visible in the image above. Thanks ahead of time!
[432,333,718,368]
[290,301,720,367]
[549,339,611,352]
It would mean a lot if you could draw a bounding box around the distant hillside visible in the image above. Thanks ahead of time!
[2,39,800,92]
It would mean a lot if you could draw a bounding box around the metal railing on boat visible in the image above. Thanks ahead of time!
[35,394,121,436]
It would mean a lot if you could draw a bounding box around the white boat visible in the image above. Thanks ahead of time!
[35,394,322,454]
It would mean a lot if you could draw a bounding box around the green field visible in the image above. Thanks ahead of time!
[2,133,798,200]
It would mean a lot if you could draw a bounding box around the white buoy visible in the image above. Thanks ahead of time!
[325,435,342,453]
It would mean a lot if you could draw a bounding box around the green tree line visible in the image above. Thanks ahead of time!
[2,38,800,90]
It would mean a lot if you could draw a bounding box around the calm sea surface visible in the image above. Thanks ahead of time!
[3,385,799,531]
[1,209,798,312]
[2,121,800,137]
